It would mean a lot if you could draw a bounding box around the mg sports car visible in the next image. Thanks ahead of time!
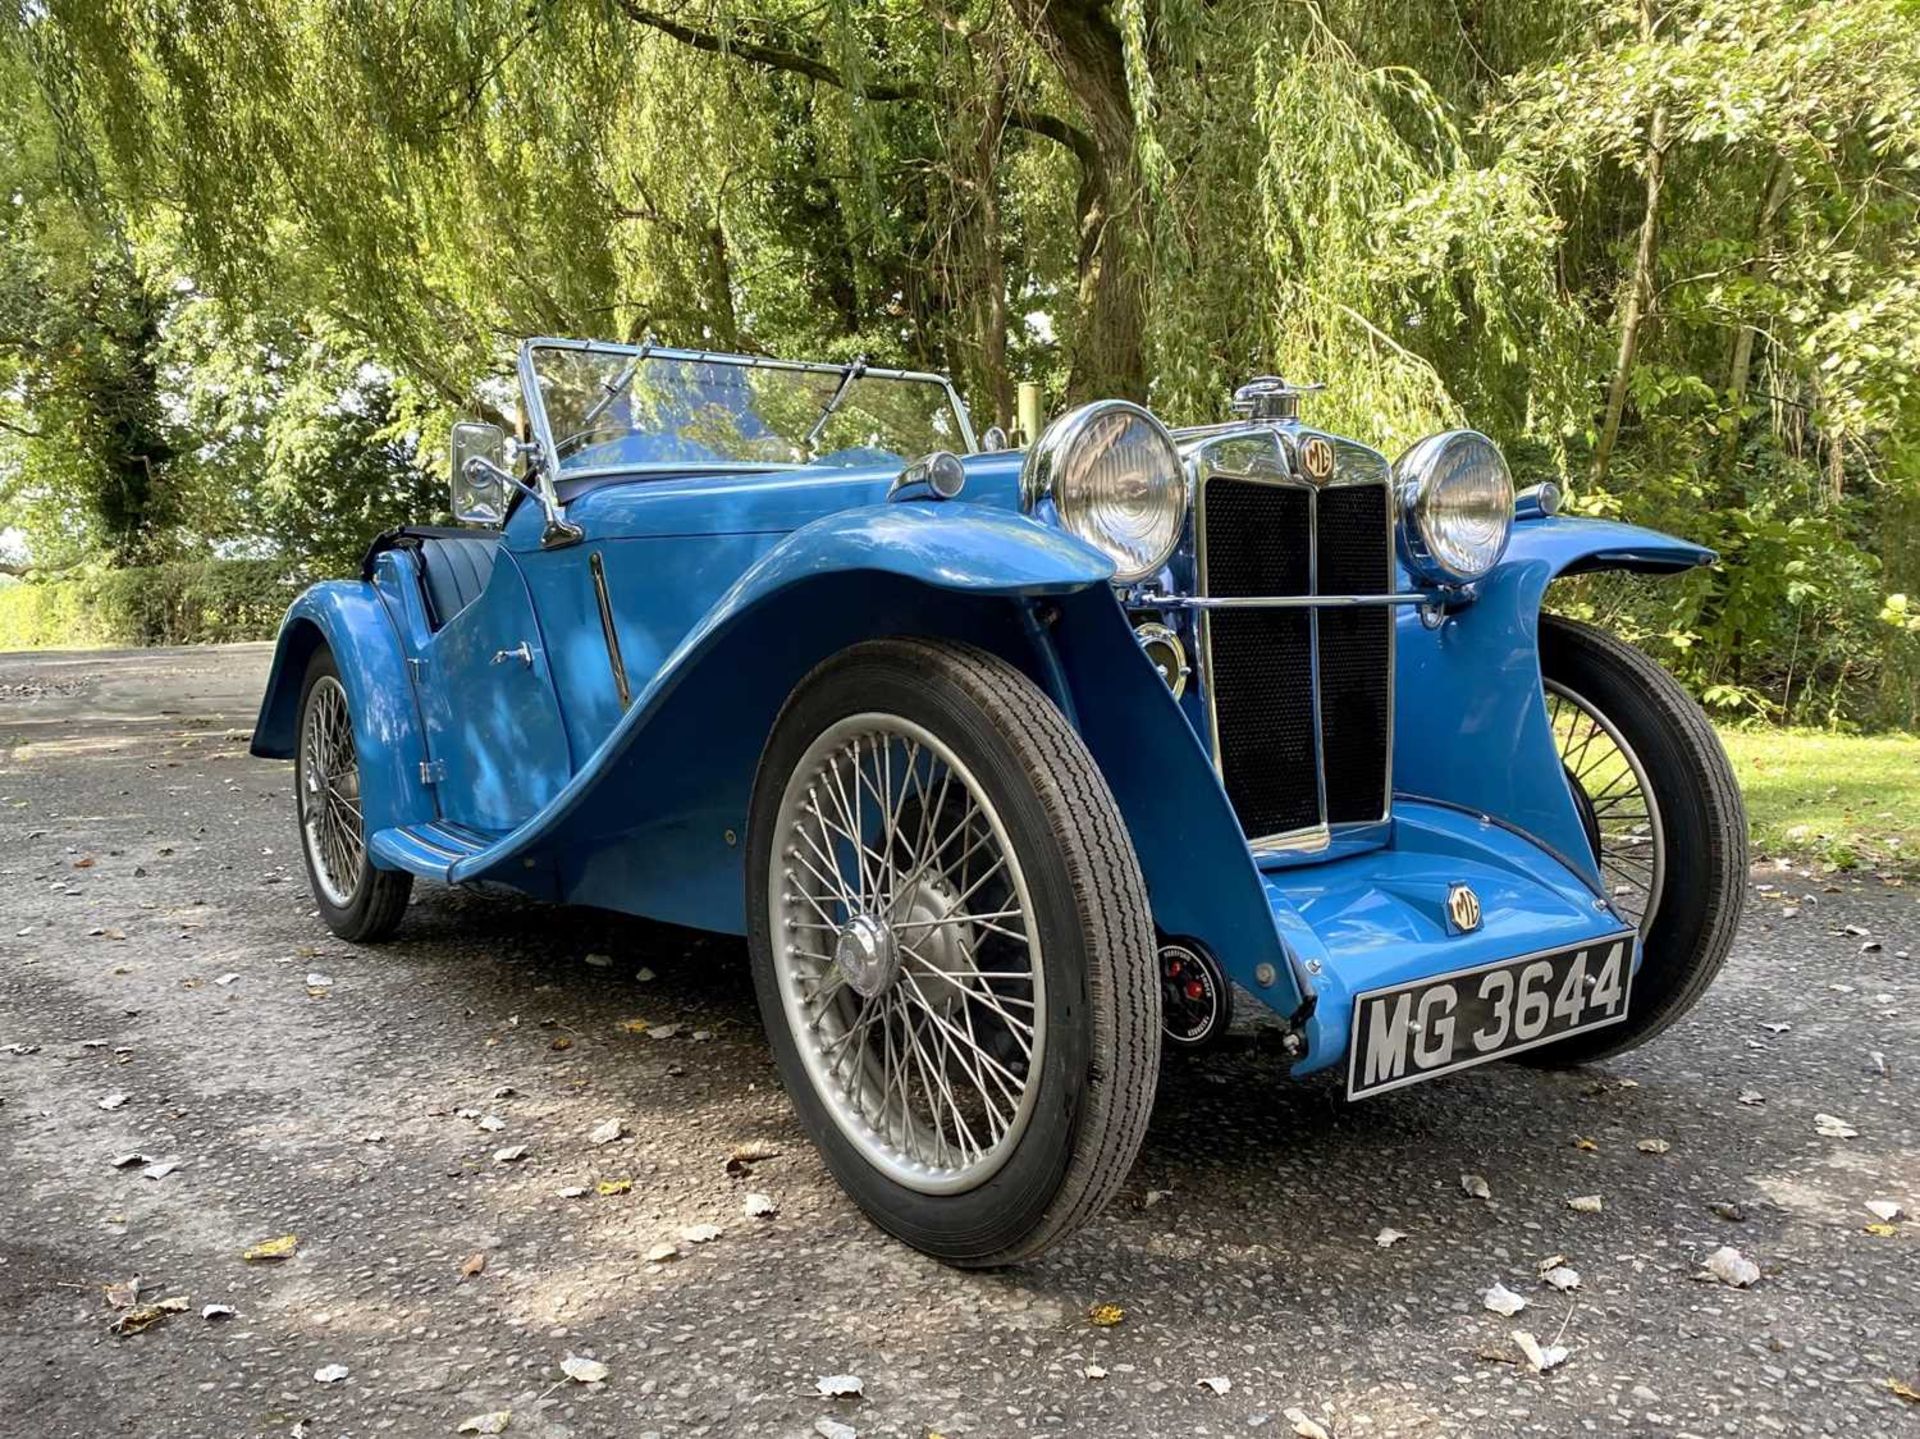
[251,339,1746,1265]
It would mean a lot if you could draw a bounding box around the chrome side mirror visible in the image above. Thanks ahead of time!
[450,421,510,526]
[981,424,1010,452]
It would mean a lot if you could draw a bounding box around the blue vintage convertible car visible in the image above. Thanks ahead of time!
[253,338,1745,1264]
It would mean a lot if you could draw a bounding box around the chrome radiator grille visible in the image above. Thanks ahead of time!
[1198,471,1395,848]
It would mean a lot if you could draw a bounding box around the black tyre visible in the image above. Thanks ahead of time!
[745,638,1160,1266]
[1519,615,1745,1065]
[295,646,413,943]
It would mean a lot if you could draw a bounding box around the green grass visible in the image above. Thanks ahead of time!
[1718,728,1920,875]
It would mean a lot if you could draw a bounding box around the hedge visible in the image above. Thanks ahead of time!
[0,559,309,650]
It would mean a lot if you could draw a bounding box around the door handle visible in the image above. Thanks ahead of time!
[491,641,534,668]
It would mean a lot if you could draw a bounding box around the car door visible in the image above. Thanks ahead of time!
[413,530,573,836]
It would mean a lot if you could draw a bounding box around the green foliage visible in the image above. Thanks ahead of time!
[0,0,1914,729]
[0,559,306,648]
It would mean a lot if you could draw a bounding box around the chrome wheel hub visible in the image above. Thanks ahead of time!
[833,912,900,999]
[770,714,1043,1196]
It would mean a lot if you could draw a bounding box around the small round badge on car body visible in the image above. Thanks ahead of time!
[1299,435,1336,483]
[1159,941,1232,1049]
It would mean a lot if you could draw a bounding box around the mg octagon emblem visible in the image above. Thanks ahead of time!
[1299,435,1336,483]
[1447,883,1482,935]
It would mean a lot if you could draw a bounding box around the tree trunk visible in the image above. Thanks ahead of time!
[1591,1,1667,488]
[1714,158,1792,486]
[1009,0,1150,404]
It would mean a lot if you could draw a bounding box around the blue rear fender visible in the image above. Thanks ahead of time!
[251,580,437,840]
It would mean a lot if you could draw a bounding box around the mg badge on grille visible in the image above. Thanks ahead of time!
[1299,435,1336,483]
[1447,883,1482,935]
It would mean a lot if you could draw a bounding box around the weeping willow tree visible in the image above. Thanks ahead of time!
[5,0,1919,722]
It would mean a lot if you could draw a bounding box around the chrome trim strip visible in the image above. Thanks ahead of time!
[1161,592,1430,610]
[588,550,632,710]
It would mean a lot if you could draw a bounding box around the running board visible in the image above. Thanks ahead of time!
[369,820,504,880]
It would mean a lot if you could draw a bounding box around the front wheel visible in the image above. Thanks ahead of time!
[1520,616,1746,1066]
[745,638,1160,1266]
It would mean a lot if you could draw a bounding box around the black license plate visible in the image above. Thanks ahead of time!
[1346,934,1636,1099]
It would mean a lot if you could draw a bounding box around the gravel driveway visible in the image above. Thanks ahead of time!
[1,644,1915,1438]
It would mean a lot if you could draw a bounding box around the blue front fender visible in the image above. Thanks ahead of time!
[454,503,1116,912]
[251,581,436,839]
[1393,516,1713,892]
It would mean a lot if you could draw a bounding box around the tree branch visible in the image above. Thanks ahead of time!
[0,414,43,441]
[612,0,1096,170]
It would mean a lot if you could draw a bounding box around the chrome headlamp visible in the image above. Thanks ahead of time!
[1393,430,1514,586]
[1021,400,1186,582]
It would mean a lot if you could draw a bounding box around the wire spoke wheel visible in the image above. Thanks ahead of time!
[1547,678,1666,934]
[299,674,365,908]
[770,713,1045,1195]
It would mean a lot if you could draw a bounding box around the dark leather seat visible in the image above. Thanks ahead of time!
[417,535,500,629]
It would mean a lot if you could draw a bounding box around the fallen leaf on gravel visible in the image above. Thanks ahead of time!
[98,1092,128,1111]
[215,973,239,986]
[143,1160,179,1180]
[1571,1136,1597,1152]
[242,1234,297,1262]
[644,1241,679,1263]
[1703,1245,1760,1287]
[313,1364,350,1384]
[1142,1188,1171,1208]
[726,1141,780,1177]
[1461,1174,1492,1201]
[588,1118,625,1146]
[619,1018,650,1034]
[1373,1227,1406,1248]
[1843,923,1871,937]
[1738,1090,1766,1105]
[104,1277,144,1308]
[1866,1200,1906,1222]
[109,1304,171,1336]
[560,1355,608,1384]
[1512,1329,1569,1373]
[635,967,656,982]
[459,1252,487,1280]
[1482,1281,1528,1316]
[1541,1266,1581,1291]
[1814,1113,1859,1139]
[584,953,613,968]
[492,1145,529,1163]
[1283,1407,1332,1439]
[1865,1222,1900,1237]
[490,1085,517,1099]
[1709,1201,1747,1222]
[202,1304,236,1320]
[304,973,333,989]
[457,1413,512,1435]
[1196,1376,1231,1395]
[596,1178,632,1196]
[1083,1364,1106,1380]
[73,855,95,869]
[156,1296,188,1312]
[476,1115,506,1133]
[680,1223,722,1244]
[558,1186,588,1199]
[648,1023,682,1040]
[1636,1138,1670,1155]
[361,1132,385,1143]
[744,1192,778,1218]
[1088,1303,1125,1327]
[1887,1378,1920,1404]
[814,1419,856,1439]
[109,1152,149,1169]
[816,1374,863,1397]
[549,1037,572,1051]
[1567,1195,1603,1213]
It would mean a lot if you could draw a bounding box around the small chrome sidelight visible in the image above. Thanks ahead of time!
[1133,620,1191,700]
